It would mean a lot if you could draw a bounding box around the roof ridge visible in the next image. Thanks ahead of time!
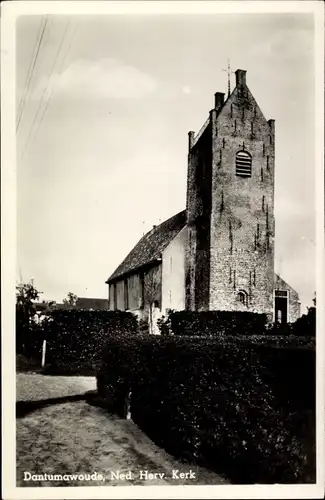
[106,209,186,283]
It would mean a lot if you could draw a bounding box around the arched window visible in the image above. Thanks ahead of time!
[236,290,248,306]
[236,150,252,177]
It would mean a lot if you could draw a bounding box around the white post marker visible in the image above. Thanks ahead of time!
[41,339,46,368]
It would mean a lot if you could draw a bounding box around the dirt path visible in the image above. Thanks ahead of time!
[16,374,228,487]
[16,373,97,401]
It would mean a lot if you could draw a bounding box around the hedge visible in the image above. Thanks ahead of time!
[159,309,316,337]
[160,310,268,336]
[97,335,315,484]
[292,307,316,336]
[42,310,138,375]
[16,321,44,361]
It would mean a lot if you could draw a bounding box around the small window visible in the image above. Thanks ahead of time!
[124,278,129,310]
[113,283,117,310]
[236,150,252,177]
[236,290,248,306]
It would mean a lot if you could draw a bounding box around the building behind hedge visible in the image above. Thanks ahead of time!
[106,69,300,324]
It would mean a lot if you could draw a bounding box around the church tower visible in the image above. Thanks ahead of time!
[185,69,275,318]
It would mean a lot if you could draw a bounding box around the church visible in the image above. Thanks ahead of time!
[106,69,301,324]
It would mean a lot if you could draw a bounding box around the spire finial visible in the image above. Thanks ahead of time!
[222,58,234,98]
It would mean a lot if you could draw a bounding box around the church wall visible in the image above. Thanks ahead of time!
[289,295,301,323]
[209,75,275,319]
[143,264,162,310]
[108,283,115,310]
[127,273,142,310]
[185,126,212,311]
[162,227,187,313]
[274,274,301,322]
[108,264,162,315]
[116,280,124,310]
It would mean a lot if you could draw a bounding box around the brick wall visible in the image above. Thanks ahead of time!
[186,70,275,318]
[108,264,162,317]
[210,72,275,318]
[185,125,212,310]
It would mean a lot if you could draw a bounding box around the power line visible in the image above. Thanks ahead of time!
[16,19,43,126]
[32,21,77,144]
[16,17,47,133]
[59,21,77,73]
[21,20,71,162]
[16,21,41,125]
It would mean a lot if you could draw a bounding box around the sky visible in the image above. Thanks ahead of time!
[16,11,315,311]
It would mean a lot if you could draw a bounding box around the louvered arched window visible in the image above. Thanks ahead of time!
[236,150,252,177]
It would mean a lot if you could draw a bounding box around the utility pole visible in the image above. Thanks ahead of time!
[41,339,47,368]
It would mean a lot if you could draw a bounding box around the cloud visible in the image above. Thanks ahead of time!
[251,27,313,61]
[34,58,157,100]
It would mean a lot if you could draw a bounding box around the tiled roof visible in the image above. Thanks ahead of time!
[33,302,49,312]
[106,210,186,283]
[53,303,73,310]
[76,297,108,310]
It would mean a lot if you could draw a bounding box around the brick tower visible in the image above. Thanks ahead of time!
[185,69,275,318]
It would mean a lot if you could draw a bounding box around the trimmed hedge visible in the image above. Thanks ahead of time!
[42,310,138,375]
[159,309,316,337]
[160,310,268,336]
[97,335,315,484]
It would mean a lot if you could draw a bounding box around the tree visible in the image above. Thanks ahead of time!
[294,292,316,337]
[16,282,41,320]
[143,269,161,335]
[63,292,78,307]
[312,292,316,308]
[16,282,41,355]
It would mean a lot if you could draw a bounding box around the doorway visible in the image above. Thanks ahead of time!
[274,290,289,324]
